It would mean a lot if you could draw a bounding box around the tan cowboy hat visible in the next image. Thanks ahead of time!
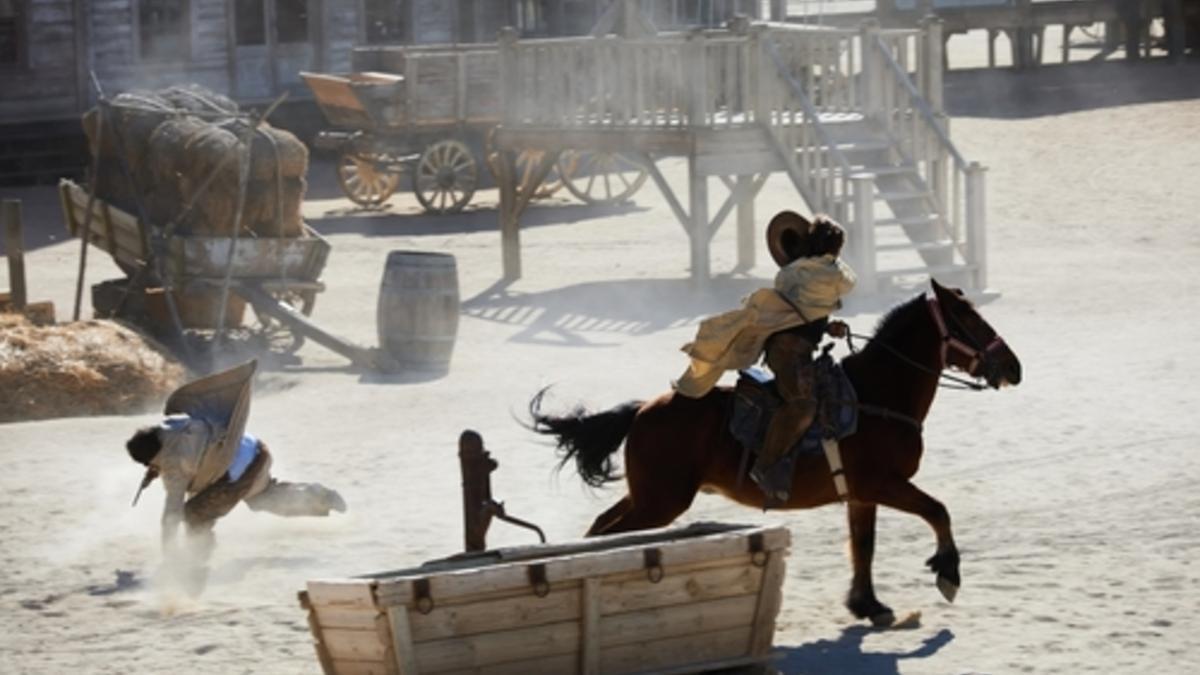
[766,210,814,267]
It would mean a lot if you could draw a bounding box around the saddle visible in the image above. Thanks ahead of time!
[729,349,858,465]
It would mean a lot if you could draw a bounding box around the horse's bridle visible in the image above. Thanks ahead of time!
[926,291,1007,377]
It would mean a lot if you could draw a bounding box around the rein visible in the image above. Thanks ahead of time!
[845,330,987,392]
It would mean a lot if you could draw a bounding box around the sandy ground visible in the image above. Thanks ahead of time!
[3,41,1200,674]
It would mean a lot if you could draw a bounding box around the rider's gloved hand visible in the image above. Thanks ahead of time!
[826,320,849,338]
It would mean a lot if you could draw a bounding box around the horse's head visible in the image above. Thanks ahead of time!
[928,279,1022,389]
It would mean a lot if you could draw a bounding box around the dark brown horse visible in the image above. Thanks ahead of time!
[529,279,1022,627]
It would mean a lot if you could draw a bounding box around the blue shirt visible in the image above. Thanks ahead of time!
[227,432,260,481]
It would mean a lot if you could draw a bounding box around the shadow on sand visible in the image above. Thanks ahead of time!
[307,199,646,238]
[461,276,950,348]
[462,276,765,347]
[945,59,1200,119]
[773,626,954,675]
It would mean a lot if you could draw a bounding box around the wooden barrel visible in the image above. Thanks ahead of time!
[377,251,460,369]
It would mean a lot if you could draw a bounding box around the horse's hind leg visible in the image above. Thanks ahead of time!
[587,497,633,536]
[861,478,960,603]
[845,502,896,627]
[597,465,699,535]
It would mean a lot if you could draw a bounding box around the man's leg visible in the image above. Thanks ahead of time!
[244,479,347,517]
[752,333,817,504]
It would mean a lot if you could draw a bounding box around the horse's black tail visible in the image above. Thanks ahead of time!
[528,388,642,488]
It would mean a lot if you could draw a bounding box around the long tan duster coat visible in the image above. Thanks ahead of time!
[674,255,856,398]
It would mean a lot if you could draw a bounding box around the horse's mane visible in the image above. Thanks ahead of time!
[870,292,927,343]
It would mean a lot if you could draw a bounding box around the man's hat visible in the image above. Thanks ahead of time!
[766,210,814,267]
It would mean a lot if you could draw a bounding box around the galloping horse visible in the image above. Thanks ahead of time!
[529,279,1022,627]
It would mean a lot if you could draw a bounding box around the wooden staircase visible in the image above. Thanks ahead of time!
[761,23,988,294]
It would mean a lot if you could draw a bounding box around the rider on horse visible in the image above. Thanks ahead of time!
[673,211,856,505]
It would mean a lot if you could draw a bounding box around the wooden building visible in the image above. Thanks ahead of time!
[0,0,766,182]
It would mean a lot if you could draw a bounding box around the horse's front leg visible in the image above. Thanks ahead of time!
[859,478,960,603]
[846,501,897,627]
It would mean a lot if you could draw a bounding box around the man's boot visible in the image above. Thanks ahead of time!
[750,400,815,507]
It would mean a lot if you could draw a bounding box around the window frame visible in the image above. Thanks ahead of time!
[135,0,193,63]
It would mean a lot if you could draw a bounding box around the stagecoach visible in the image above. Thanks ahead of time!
[302,41,649,213]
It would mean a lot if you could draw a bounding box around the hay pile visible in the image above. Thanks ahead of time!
[82,84,308,238]
[0,313,187,424]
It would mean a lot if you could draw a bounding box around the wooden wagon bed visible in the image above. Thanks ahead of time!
[300,522,790,675]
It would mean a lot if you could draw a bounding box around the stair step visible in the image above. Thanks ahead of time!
[876,189,931,201]
[877,263,976,279]
[875,214,941,228]
[877,239,957,253]
[795,140,892,155]
[811,165,916,178]
[835,189,931,203]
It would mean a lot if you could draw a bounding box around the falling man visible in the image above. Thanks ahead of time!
[125,360,346,594]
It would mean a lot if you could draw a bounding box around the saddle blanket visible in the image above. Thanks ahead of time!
[729,352,858,461]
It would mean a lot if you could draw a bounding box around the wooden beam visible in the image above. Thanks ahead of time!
[3,200,26,309]
[640,153,691,238]
[234,283,392,370]
[495,150,521,281]
[580,577,601,674]
[688,157,710,284]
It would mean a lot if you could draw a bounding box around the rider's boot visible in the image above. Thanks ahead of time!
[751,399,815,507]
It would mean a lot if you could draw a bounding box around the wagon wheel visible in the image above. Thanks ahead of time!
[413,139,477,214]
[337,151,399,207]
[558,151,647,206]
[337,151,400,206]
[248,289,316,355]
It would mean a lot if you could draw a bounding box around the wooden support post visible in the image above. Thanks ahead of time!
[859,19,882,123]
[987,29,997,68]
[769,0,786,22]
[920,15,944,114]
[3,200,26,309]
[851,174,876,295]
[1062,25,1073,63]
[688,158,711,286]
[736,174,755,271]
[965,162,988,290]
[686,29,709,127]
[1165,0,1186,62]
[498,151,521,281]
[497,28,522,282]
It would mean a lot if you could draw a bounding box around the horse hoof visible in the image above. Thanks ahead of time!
[937,575,959,603]
[869,610,896,627]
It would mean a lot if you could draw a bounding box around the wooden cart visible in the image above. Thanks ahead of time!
[59,178,334,353]
[300,522,789,675]
[302,42,648,214]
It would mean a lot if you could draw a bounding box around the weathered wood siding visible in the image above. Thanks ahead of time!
[0,0,80,122]
[91,0,230,95]
[324,0,360,73]
[2,0,362,124]
[412,0,454,44]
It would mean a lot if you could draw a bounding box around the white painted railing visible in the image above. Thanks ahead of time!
[866,19,988,288]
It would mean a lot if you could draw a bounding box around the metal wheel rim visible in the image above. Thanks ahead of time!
[414,140,478,214]
[559,151,647,205]
[337,152,399,206]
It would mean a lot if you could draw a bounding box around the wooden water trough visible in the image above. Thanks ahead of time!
[300,522,790,675]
